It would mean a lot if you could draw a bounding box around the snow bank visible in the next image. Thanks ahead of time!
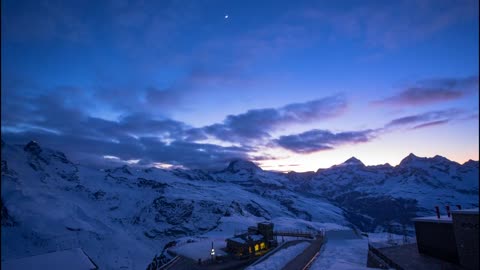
[1,248,96,270]
[246,242,309,270]
[170,238,227,261]
[310,232,378,270]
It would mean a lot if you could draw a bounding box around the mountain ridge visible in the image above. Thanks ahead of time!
[1,139,478,269]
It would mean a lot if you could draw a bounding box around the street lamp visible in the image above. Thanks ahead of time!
[211,241,215,262]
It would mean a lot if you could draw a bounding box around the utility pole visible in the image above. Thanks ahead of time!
[402,223,408,244]
[387,222,394,245]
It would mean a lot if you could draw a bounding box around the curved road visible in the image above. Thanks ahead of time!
[281,235,324,270]
[164,235,325,270]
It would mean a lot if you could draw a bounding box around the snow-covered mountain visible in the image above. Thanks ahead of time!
[295,153,479,233]
[1,141,345,269]
[1,140,478,269]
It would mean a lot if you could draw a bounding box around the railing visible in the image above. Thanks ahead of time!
[368,244,404,270]
[274,229,324,239]
[248,240,291,267]
[157,256,180,270]
[302,251,321,270]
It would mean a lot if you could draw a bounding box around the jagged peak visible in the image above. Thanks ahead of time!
[406,153,419,159]
[345,156,363,164]
[399,153,423,166]
[336,156,365,167]
[463,159,479,167]
[432,155,450,162]
[224,159,262,173]
[398,153,458,168]
[107,164,133,175]
[23,140,42,155]
[368,163,393,169]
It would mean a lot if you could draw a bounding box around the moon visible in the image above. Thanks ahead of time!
[224,14,229,19]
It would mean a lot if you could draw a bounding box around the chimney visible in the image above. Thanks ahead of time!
[435,206,440,219]
[456,204,462,210]
[446,205,451,218]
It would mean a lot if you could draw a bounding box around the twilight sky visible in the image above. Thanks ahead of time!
[2,0,479,172]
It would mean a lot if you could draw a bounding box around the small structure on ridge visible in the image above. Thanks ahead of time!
[226,222,276,257]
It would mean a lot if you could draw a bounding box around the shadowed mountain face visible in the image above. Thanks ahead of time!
[1,141,478,268]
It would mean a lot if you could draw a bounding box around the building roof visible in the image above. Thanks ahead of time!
[451,208,479,215]
[227,233,265,244]
[412,215,453,224]
[228,237,246,244]
[259,222,273,225]
[250,234,264,241]
[1,248,97,270]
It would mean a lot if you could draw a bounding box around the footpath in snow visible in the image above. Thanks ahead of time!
[309,229,375,270]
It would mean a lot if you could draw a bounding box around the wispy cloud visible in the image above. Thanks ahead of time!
[203,95,347,143]
[275,129,376,153]
[373,75,478,106]
[411,120,450,130]
[274,106,474,153]
[384,108,463,129]
[1,85,248,169]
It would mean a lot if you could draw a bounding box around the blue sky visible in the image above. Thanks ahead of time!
[2,0,479,171]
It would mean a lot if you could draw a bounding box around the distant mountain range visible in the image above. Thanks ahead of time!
[1,140,478,269]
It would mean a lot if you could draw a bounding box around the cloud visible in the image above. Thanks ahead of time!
[299,0,478,49]
[203,95,347,143]
[275,129,375,153]
[2,131,248,170]
[385,108,463,129]
[274,106,475,154]
[373,75,479,106]
[411,120,450,130]
[1,83,248,169]
[1,85,347,168]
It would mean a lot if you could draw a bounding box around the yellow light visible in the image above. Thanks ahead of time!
[260,242,265,249]
[254,244,259,251]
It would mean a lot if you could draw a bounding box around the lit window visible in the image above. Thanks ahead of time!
[260,242,265,249]
[255,244,259,251]
[249,247,252,253]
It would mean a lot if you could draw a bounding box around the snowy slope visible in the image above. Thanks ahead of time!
[1,141,478,269]
[298,154,479,233]
[310,230,372,270]
[1,141,346,269]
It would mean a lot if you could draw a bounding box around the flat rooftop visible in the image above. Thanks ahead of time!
[451,208,479,215]
[370,243,462,270]
[412,215,452,223]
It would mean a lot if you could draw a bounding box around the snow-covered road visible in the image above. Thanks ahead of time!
[309,230,377,270]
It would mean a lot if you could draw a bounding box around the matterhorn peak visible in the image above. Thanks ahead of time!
[23,140,42,155]
[224,159,262,173]
[116,165,133,175]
